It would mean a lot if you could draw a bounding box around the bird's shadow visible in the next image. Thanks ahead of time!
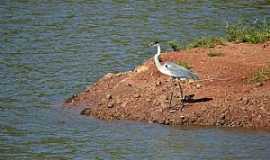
[180,94,213,104]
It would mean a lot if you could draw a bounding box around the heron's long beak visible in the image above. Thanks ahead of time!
[148,42,155,47]
[148,41,159,47]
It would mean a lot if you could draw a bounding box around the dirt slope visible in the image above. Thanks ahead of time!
[65,42,270,129]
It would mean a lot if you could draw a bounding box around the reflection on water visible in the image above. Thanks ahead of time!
[1,0,270,159]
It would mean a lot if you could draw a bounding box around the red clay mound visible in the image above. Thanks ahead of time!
[65,42,270,129]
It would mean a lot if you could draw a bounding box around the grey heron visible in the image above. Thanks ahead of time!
[149,41,199,110]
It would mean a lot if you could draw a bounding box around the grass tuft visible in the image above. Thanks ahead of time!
[249,66,270,83]
[226,21,270,44]
[188,37,226,48]
[176,61,192,69]
[168,20,270,50]
[168,40,182,51]
[207,50,224,57]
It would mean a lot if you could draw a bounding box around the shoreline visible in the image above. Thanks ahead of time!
[65,41,270,129]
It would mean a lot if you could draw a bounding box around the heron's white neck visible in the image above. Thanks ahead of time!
[154,44,163,71]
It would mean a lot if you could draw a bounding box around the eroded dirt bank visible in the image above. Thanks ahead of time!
[65,42,270,129]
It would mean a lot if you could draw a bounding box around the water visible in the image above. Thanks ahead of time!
[1,0,270,159]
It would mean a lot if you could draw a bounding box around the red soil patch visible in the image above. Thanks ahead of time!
[65,42,270,129]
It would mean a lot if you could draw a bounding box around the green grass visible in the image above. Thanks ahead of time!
[188,37,226,48]
[226,22,270,43]
[176,61,192,69]
[167,20,270,51]
[168,40,182,51]
[207,50,224,57]
[249,66,270,83]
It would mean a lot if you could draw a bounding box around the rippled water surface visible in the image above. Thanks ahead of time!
[1,0,270,159]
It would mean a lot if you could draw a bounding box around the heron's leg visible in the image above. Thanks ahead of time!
[177,81,184,99]
[169,78,175,107]
[177,81,185,111]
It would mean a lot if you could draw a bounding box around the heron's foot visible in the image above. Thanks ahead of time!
[179,94,195,111]
[180,99,185,111]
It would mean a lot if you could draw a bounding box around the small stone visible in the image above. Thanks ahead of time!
[148,120,154,124]
[164,119,170,125]
[158,119,166,124]
[146,98,152,102]
[164,99,169,103]
[107,102,114,108]
[191,117,197,123]
[242,97,249,105]
[238,97,243,101]
[106,94,112,99]
[220,113,226,120]
[156,81,162,86]
[134,94,140,98]
[196,84,201,89]
[255,82,263,87]
[104,73,114,79]
[80,108,91,115]
[216,119,225,126]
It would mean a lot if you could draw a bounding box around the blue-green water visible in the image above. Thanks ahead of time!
[1,0,270,159]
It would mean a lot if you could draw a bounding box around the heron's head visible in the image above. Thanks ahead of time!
[148,41,160,47]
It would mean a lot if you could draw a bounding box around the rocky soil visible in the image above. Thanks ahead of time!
[65,42,270,129]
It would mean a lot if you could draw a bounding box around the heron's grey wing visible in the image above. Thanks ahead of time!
[164,62,199,80]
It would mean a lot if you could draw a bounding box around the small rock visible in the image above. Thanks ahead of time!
[148,120,154,124]
[156,81,162,86]
[196,84,201,89]
[238,97,243,101]
[65,94,77,103]
[191,117,197,123]
[73,94,78,98]
[182,116,189,123]
[134,94,140,98]
[80,108,91,115]
[217,119,225,126]
[158,119,166,124]
[116,72,127,77]
[107,102,114,108]
[220,113,226,120]
[164,99,169,103]
[164,119,170,125]
[106,94,112,99]
[255,82,263,87]
[242,97,249,105]
[169,109,176,113]
[146,98,152,102]
[104,73,114,79]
